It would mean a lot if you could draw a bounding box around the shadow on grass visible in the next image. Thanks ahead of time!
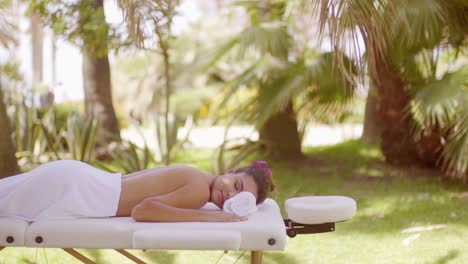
[432,249,460,264]
[143,250,177,264]
[82,249,106,264]
[263,251,301,264]
[267,140,468,235]
[341,196,468,235]
[305,139,382,164]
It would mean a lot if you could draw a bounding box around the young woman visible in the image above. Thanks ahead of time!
[0,160,275,222]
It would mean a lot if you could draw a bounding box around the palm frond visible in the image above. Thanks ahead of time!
[253,51,358,127]
[411,66,468,130]
[441,113,468,181]
[313,0,396,77]
[117,0,179,47]
[238,22,291,59]
[411,66,468,178]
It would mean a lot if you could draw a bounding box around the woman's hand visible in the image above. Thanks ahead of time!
[207,211,248,222]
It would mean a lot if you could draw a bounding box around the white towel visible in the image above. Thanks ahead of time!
[223,192,258,217]
[0,160,122,221]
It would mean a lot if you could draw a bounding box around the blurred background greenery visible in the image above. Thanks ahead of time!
[0,0,467,263]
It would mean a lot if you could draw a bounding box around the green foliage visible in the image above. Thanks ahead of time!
[0,0,17,48]
[204,0,359,130]
[29,0,119,56]
[96,136,157,174]
[411,66,468,180]
[154,113,193,164]
[4,86,97,170]
[117,0,179,48]
[238,22,291,59]
[314,0,468,180]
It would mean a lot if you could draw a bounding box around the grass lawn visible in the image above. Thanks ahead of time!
[1,140,467,263]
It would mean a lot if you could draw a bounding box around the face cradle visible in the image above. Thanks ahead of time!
[210,172,258,209]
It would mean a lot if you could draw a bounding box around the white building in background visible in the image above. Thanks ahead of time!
[11,0,219,103]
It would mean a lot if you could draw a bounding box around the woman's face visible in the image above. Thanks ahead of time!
[210,172,258,209]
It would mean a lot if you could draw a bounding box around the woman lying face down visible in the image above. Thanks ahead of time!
[0,160,275,222]
[117,161,276,222]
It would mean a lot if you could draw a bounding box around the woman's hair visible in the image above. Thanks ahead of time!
[234,161,276,204]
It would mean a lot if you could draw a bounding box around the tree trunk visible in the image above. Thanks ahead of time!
[30,13,43,86]
[0,87,20,178]
[81,0,120,145]
[361,83,382,144]
[374,58,419,166]
[82,53,120,145]
[259,100,304,160]
[374,54,444,167]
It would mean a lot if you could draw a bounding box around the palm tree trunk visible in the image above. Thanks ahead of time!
[373,57,420,166]
[361,83,381,144]
[82,0,120,146]
[259,100,304,160]
[0,87,20,178]
[374,54,444,167]
[82,53,120,145]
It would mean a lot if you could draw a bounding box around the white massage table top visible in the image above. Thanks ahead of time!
[0,196,356,251]
[0,199,286,251]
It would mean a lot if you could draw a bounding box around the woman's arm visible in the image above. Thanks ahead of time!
[131,182,245,222]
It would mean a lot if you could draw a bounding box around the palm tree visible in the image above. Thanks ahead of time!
[81,0,121,146]
[29,0,121,146]
[313,0,468,180]
[203,1,358,161]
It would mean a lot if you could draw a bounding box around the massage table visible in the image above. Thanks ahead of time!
[0,196,356,264]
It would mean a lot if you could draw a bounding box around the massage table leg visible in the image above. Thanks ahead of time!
[251,250,263,264]
[62,248,95,264]
[115,249,147,264]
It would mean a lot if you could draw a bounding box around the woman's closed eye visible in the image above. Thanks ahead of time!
[235,180,243,191]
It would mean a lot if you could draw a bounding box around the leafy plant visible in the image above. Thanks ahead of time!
[201,0,358,164]
[96,123,158,174]
[312,0,468,181]
[118,0,180,165]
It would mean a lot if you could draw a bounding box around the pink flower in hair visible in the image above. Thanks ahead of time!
[252,161,272,177]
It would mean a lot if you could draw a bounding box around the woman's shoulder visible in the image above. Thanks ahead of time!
[167,164,209,177]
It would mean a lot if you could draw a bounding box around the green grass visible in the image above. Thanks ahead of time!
[1,140,467,263]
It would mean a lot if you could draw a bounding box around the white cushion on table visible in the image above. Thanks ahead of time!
[21,198,286,251]
[0,218,30,247]
[285,196,356,224]
[133,230,241,250]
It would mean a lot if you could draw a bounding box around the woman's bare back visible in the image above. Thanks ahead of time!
[115,165,212,216]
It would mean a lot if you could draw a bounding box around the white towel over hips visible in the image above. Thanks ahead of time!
[0,160,122,221]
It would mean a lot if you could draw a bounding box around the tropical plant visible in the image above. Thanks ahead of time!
[117,0,181,165]
[312,0,468,181]
[3,79,97,170]
[96,136,157,174]
[30,0,121,146]
[203,0,358,163]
